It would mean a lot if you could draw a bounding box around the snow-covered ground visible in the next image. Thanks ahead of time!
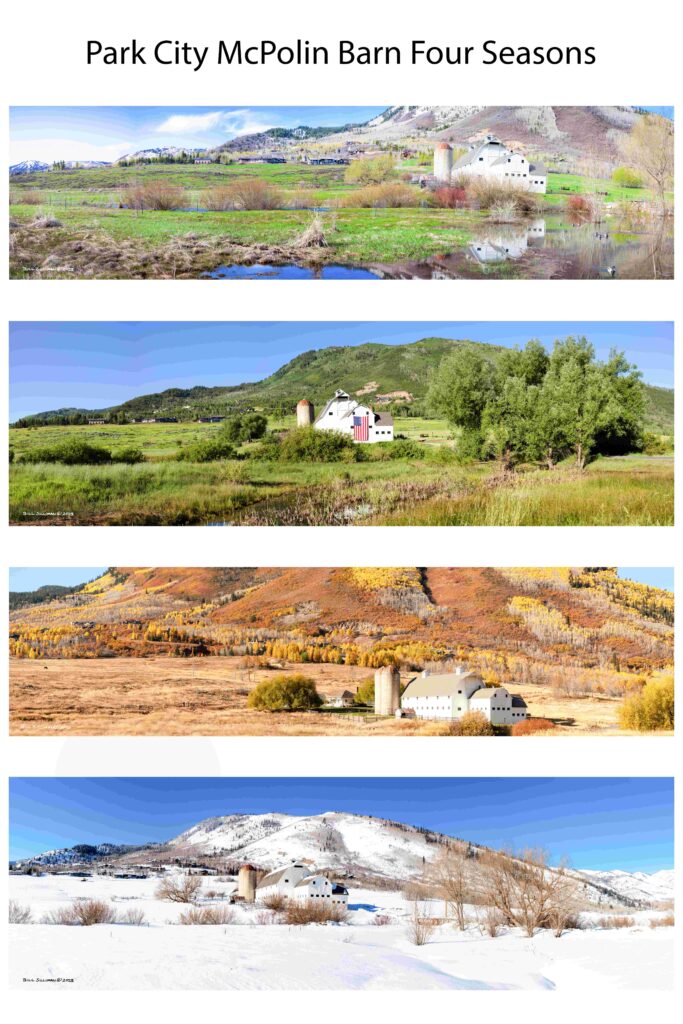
[9,875,673,991]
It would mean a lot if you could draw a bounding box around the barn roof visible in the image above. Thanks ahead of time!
[470,687,510,700]
[529,162,547,175]
[374,412,394,426]
[511,695,528,707]
[402,671,483,697]
[294,874,328,888]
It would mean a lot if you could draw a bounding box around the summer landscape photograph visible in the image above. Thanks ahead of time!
[8,321,674,527]
[9,566,674,736]
[9,105,673,280]
[9,777,674,989]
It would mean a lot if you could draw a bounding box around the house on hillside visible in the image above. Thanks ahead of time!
[434,134,547,193]
[401,667,528,726]
[256,862,349,905]
[314,389,393,443]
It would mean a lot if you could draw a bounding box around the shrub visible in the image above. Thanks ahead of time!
[255,910,277,925]
[125,182,188,211]
[406,904,436,945]
[22,439,112,465]
[432,186,467,209]
[176,438,236,463]
[9,900,32,924]
[612,166,644,188]
[489,199,520,223]
[566,194,592,217]
[178,905,235,925]
[262,892,286,911]
[203,186,237,211]
[511,718,557,736]
[44,899,118,926]
[619,676,674,732]
[338,183,419,208]
[155,875,203,904]
[596,915,635,929]
[112,447,145,464]
[480,906,504,937]
[467,178,540,214]
[247,674,323,712]
[344,155,395,184]
[222,413,268,444]
[120,907,147,925]
[641,432,671,455]
[277,427,358,463]
[18,190,44,205]
[442,711,494,737]
[225,178,283,211]
[373,914,392,926]
[649,913,674,928]
[282,899,349,925]
[287,190,317,210]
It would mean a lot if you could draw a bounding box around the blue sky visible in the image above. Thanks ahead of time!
[9,321,673,420]
[8,566,674,592]
[9,106,672,165]
[9,106,386,164]
[9,778,673,870]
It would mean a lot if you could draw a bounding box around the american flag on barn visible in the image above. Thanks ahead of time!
[353,413,370,441]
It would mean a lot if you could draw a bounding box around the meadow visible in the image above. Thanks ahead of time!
[9,160,672,279]
[8,417,674,526]
[9,655,630,736]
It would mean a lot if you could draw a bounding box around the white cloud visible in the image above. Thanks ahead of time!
[154,109,277,138]
[10,138,134,165]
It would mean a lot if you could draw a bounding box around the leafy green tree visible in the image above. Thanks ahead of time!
[353,678,375,705]
[428,349,495,459]
[247,674,323,711]
[222,413,267,443]
[482,377,536,469]
[278,426,358,463]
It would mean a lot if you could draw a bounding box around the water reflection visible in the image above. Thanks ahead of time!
[469,219,546,262]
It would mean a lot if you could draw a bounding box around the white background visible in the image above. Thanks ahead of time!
[1,0,680,1017]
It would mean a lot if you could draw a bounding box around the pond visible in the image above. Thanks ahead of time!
[370,214,674,280]
[202,263,380,280]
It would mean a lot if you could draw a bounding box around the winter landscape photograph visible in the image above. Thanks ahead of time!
[8,321,674,527]
[9,777,674,990]
[8,566,674,736]
[9,105,673,280]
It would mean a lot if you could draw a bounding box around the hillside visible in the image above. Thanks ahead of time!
[11,337,674,434]
[12,810,673,908]
[9,568,673,694]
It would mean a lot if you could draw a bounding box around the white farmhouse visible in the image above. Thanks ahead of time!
[256,862,349,905]
[400,667,528,726]
[314,389,393,443]
[435,134,547,193]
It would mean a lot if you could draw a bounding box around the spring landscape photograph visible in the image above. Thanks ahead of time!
[8,321,674,527]
[9,777,674,990]
[9,105,673,280]
[9,566,674,736]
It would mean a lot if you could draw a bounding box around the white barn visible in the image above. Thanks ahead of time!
[256,862,349,905]
[400,667,528,726]
[314,389,393,443]
[435,134,547,193]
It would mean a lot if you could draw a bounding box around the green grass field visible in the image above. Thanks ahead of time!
[10,160,671,279]
[8,418,673,527]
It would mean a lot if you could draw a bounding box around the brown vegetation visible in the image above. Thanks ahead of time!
[178,905,235,925]
[511,718,557,736]
[596,915,635,929]
[282,899,349,925]
[8,900,32,924]
[155,875,203,903]
[406,903,437,945]
[44,899,118,926]
[649,913,674,928]
[478,849,579,938]
[125,182,188,211]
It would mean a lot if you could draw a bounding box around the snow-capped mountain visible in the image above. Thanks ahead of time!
[117,146,200,162]
[168,811,449,880]
[577,868,674,904]
[62,160,112,169]
[11,842,148,868]
[9,159,49,174]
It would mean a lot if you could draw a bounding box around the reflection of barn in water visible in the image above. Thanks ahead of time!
[469,219,546,263]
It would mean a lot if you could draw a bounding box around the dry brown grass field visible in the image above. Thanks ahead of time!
[10,656,632,736]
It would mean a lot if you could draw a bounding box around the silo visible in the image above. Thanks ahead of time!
[297,399,315,427]
[433,142,453,181]
[374,665,401,716]
[238,863,257,902]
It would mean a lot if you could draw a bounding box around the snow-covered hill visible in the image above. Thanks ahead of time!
[168,811,448,880]
[10,159,49,174]
[578,868,674,904]
[117,147,199,162]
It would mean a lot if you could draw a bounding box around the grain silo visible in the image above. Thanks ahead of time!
[297,399,315,427]
[433,141,453,181]
[238,863,257,902]
[374,665,401,716]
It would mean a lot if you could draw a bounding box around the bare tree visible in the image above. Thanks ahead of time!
[426,845,468,930]
[619,114,674,213]
[155,874,203,904]
[478,848,579,938]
